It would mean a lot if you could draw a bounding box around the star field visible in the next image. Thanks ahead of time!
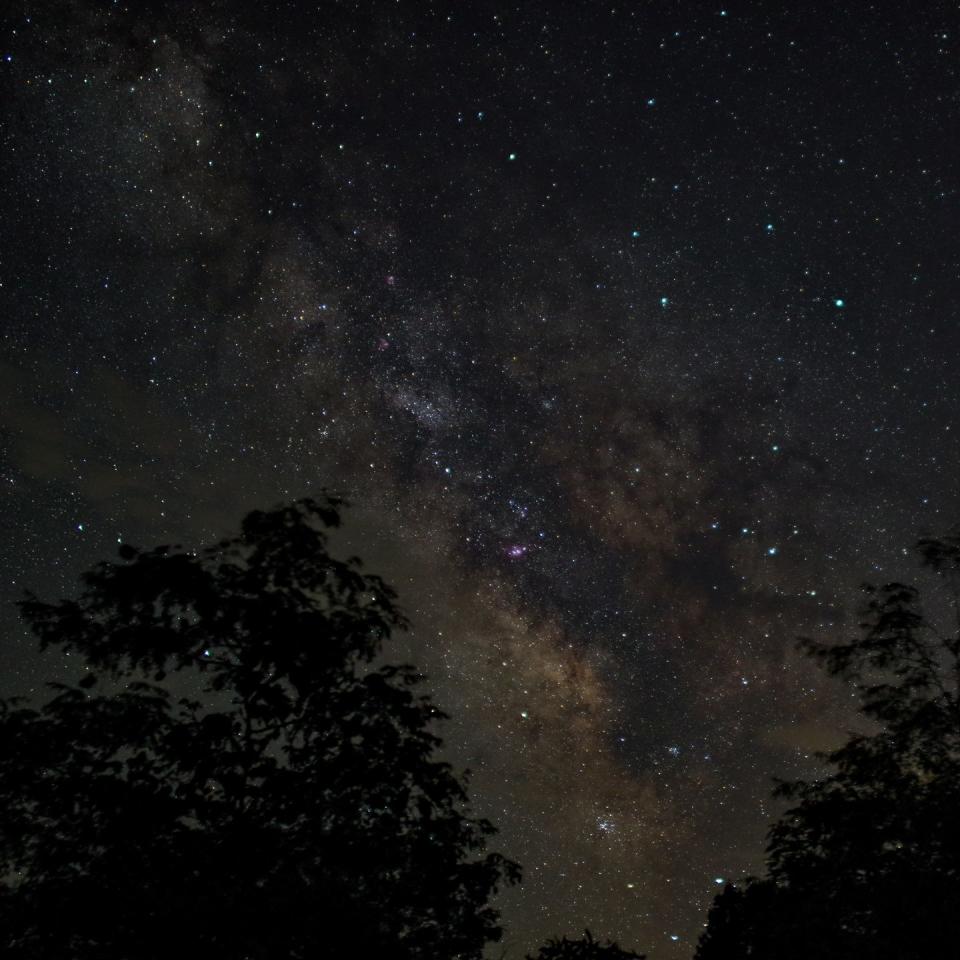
[1,2,959,956]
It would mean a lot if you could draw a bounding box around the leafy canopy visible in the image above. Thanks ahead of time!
[527,930,645,960]
[696,532,960,960]
[0,496,519,959]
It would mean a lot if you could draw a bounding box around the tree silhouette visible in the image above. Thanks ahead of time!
[527,930,645,959]
[0,497,520,959]
[696,532,960,960]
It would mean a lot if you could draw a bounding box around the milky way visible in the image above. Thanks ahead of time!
[2,2,959,955]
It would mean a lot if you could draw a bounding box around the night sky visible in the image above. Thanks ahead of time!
[2,1,959,955]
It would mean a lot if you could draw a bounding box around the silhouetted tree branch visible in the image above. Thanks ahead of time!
[0,496,520,959]
[696,530,960,960]
[528,929,645,959]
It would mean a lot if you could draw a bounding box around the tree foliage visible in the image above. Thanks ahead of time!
[696,532,960,960]
[0,497,519,959]
[527,929,645,959]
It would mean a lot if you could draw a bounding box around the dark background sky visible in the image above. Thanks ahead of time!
[1,1,958,955]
